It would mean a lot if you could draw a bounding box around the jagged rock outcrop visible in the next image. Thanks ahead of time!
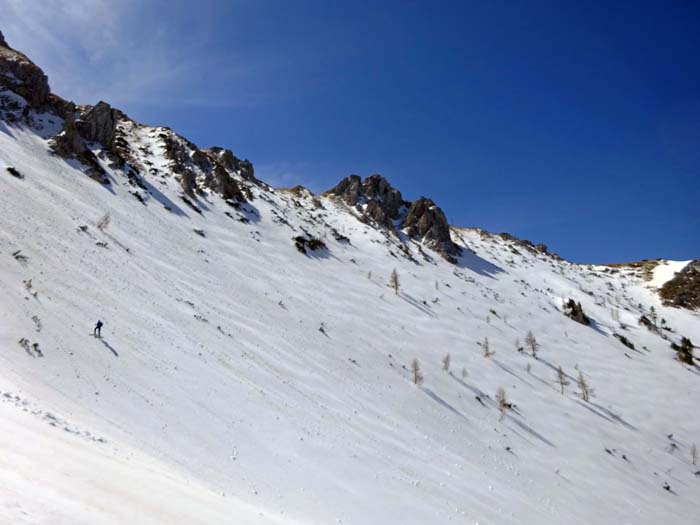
[326,174,460,261]
[402,197,459,260]
[0,31,50,109]
[496,232,558,259]
[326,174,363,206]
[49,102,127,183]
[50,113,85,155]
[156,131,253,202]
[362,174,404,219]
[49,111,111,183]
[564,299,591,325]
[326,174,404,222]
[326,174,405,229]
[1,30,255,202]
[659,260,700,310]
[0,33,111,181]
[75,101,119,147]
[207,147,255,183]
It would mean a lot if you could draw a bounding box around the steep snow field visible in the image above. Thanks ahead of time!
[1,120,699,524]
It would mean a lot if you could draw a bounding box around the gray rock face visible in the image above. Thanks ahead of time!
[50,113,85,157]
[1,34,255,201]
[326,174,405,223]
[327,174,364,206]
[51,103,121,163]
[159,131,252,201]
[76,101,118,147]
[0,34,51,108]
[362,174,404,219]
[49,112,110,183]
[327,174,460,261]
[402,197,459,258]
[207,147,256,183]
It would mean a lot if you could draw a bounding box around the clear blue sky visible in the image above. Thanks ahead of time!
[3,0,699,263]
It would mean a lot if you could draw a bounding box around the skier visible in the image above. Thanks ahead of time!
[94,320,103,338]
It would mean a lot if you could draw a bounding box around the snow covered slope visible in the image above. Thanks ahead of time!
[1,34,699,525]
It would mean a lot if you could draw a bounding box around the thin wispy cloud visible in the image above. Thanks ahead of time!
[0,0,261,109]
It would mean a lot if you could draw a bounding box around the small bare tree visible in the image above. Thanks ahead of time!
[390,269,400,295]
[442,353,451,372]
[411,359,423,385]
[461,367,468,379]
[555,366,569,394]
[496,387,510,421]
[576,370,593,402]
[482,336,494,358]
[525,331,539,357]
[97,213,111,231]
[691,443,698,466]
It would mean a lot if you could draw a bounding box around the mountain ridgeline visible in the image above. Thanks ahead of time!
[0,30,461,262]
[2,29,696,281]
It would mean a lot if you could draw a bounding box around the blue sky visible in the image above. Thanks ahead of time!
[3,0,699,263]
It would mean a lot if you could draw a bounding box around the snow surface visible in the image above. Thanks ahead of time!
[1,118,699,524]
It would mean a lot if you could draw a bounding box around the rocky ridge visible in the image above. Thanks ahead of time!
[0,31,254,206]
[1,29,696,293]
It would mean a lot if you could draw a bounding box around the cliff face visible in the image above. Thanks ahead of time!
[0,30,460,262]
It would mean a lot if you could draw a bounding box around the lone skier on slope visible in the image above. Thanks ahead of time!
[94,320,103,338]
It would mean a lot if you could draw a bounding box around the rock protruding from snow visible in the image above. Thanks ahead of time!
[76,101,119,148]
[362,174,405,219]
[326,174,405,226]
[50,113,84,156]
[49,112,111,183]
[0,32,51,109]
[326,174,459,261]
[156,130,254,202]
[402,197,459,260]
